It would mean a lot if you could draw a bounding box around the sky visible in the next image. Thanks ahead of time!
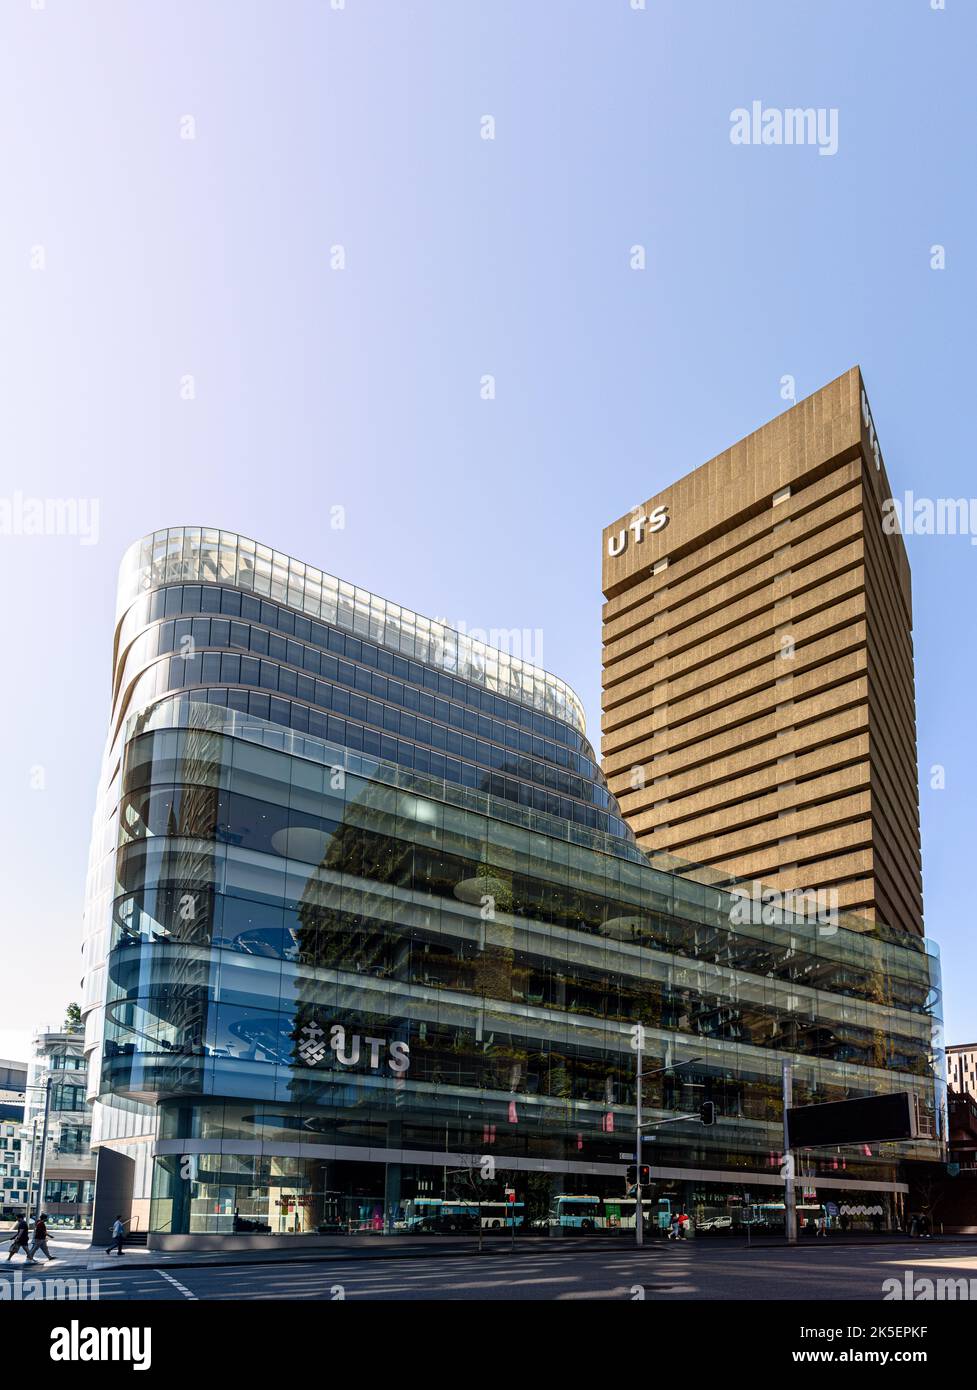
[0,0,974,1064]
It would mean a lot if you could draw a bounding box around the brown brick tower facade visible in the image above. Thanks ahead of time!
[601,367,924,936]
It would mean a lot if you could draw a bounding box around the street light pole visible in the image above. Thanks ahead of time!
[782,1061,797,1245]
[632,1049,705,1248]
[25,1118,38,1220]
[635,1032,643,1247]
[33,1077,52,1224]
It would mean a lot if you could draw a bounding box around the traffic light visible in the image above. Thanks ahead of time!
[626,1164,651,1185]
[700,1101,716,1127]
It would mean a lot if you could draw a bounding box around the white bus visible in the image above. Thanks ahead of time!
[400,1197,524,1232]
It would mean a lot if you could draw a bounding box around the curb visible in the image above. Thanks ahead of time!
[41,1238,619,1275]
[39,1233,974,1275]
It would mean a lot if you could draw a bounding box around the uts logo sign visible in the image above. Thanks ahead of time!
[297,1022,330,1066]
[297,1021,410,1074]
[607,505,669,558]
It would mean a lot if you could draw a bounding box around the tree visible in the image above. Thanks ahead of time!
[911,1165,946,1228]
[446,1155,497,1253]
[64,1002,82,1031]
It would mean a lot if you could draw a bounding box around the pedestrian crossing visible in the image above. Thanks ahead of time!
[18,1239,977,1303]
[82,1248,692,1301]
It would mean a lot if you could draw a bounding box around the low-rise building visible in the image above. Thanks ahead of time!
[947,1044,977,1103]
[0,1059,29,1218]
[27,1028,95,1229]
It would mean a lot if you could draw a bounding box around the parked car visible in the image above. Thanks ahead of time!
[697,1215,733,1233]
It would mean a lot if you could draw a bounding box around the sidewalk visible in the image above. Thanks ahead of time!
[23,1229,977,1276]
[31,1233,618,1275]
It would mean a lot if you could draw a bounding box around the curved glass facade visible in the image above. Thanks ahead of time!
[110,579,625,839]
[81,531,946,1244]
[116,529,587,733]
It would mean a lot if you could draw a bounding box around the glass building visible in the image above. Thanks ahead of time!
[81,528,945,1246]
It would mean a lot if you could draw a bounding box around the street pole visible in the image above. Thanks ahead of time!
[34,1077,52,1224]
[782,1061,797,1245]
[631,1049,705,1248]
[635,1032,643,1248]
[25,1119,38,1219]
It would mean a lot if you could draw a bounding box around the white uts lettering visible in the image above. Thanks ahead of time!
[861,388,883,472]
[298,1021,410,1072]
[332,1025,410,1072]
[607,505,669,557]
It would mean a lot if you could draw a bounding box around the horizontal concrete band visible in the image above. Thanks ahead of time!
[152,1138,907,1193]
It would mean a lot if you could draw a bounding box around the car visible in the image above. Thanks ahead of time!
[698,1215,733,1233]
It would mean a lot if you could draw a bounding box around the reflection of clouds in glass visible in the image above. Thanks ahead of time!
[270,826,332,862]
[454,876,509,906]
[119,527,587,733]
[224,1013,293,1064]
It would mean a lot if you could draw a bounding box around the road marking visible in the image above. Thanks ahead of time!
[881,1254,977,1270]
[156,1269,197,1299]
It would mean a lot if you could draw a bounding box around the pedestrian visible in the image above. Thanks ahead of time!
[6,1215,35,1263]
[669,1213,680,1241]
[678,1211,690,1240]
[817,1214,827,1238]
[105,1214,127,1256]
[27,1213,53,1262]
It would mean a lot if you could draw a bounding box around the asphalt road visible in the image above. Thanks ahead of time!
[35,1240,977,1302]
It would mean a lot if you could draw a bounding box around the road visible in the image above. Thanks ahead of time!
[35,1239,977,1301]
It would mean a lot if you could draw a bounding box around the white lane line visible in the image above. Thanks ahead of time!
[156,1269,198,1300]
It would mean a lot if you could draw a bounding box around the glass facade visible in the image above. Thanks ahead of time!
[81,529,946,1243]
[110,581,622,837]
[115,529,586,733]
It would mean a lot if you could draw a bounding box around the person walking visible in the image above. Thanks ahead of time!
[105,1214,127,1256]
[6,1215,35,1263]
[27,1214,53,1262]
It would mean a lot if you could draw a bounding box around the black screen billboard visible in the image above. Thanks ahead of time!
[787,1091,917,1148]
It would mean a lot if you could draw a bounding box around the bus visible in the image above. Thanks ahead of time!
[602,1197,656,1230]
[547,1195,602,1230]
[399,1198,524,1232]
[742,1200,822,1231]
[400,1198,476,1232]
[479,1201,525,1229]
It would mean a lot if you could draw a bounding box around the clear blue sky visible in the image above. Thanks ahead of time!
[1,0,974,1061]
